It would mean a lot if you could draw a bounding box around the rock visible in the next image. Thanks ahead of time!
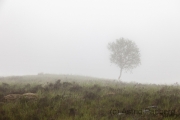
[22,93,38,100]
[4,93,38,102]
[4,94,22,101]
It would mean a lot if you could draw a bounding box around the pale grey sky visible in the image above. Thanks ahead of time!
[0,0,180,84]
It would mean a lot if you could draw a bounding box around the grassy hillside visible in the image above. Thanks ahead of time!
[0,74,180,120]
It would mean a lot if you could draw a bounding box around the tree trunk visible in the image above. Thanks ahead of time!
[118,68,123,80]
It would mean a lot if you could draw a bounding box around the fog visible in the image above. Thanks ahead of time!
[0,0,180,84]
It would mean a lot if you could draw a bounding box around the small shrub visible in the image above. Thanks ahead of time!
[83,91,98,100]
[54,79,61,90]
[62,82,72,88]
[69,85,82,92]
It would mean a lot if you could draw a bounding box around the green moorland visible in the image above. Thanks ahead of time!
[0,74,180,120]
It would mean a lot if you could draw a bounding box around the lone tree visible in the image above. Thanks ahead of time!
[108,38,141,80]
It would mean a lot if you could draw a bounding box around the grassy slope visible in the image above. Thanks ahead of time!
[0,74,180,120]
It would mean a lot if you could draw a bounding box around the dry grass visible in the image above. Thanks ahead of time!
[0,74,180,120]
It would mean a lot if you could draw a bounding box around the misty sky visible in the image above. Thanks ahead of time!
[0,0,180,84]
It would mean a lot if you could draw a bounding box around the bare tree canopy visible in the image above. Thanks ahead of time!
[108,38,141,80]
